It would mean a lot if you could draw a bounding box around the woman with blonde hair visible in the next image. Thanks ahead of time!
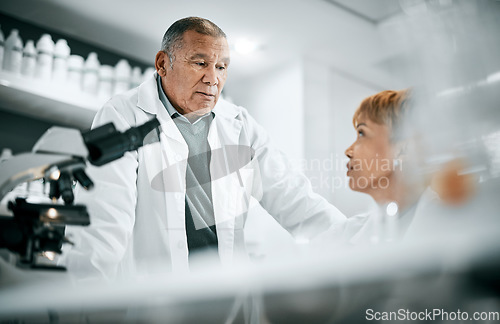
[344,89,436,244]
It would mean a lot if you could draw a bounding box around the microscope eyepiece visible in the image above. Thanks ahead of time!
[83,118,161,166]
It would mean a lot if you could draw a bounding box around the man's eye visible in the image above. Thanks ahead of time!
[196,62,206,66]
[358,130,364,137]
[217,66,226,71]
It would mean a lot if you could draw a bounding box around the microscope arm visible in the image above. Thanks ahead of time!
[0,153,83,202]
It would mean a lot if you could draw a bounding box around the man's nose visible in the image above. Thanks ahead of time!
[202,66,218,86]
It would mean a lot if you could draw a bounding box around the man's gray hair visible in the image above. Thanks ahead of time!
[161,17,227,67]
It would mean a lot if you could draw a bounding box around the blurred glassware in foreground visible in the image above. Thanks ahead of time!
[370,0,500,248]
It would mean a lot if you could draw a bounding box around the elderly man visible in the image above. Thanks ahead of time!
[63,17,345,280]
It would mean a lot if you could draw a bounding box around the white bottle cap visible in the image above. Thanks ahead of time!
[9,29,19,38]
[0,148,13,162]
[68,55,84,70]
[114,59,131,78]
[67,54,84,90]
[13,33,23,50]
[99,65,114,79]
[54,39,70,58]
[142,67,156,82]
[36,34,55,53]
[85,52,100,70]
[23,40,36,55]
[6,29,23,49]
[131,66,142,79]
[21,40,36,77]
[68,55,84,69]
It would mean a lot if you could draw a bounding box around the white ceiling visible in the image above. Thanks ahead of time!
[0,0,406,85]
[326,0,403,23]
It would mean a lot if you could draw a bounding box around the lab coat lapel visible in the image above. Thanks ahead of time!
[136,72,187,145]
[136,72,189,193]
[137,73,189,271]
[208,104,243,265]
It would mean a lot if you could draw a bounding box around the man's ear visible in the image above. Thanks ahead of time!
[155,51,168,77]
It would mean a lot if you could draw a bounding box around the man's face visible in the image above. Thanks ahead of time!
[156,30,230,116]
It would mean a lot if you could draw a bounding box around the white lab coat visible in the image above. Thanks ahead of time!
[62,73,346,280]
[343,188,440,245]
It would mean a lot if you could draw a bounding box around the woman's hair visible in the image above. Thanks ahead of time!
[353,89,412,140]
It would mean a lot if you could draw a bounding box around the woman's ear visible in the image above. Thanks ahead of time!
[392,141,407,171]
[395,141,408,159]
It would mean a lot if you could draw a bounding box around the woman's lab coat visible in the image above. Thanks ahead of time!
[343,188,440,245]
[62,73,346,280]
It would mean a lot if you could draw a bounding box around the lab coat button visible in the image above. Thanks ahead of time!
[175,155,182,161]
[175,193,182,199]
[177,241,185,249]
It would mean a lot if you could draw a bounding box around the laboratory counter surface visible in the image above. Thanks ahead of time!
[0,225,499,324]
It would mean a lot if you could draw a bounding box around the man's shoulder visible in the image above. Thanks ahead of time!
[106,87,140,110]
[94,87,145,129]
[215,98,246,119]
[215,98,259,126]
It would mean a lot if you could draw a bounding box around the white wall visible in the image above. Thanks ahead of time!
[224,61,305,259]
[302,61,379,217]
[327,70,380,216]
[225,61,304,160]
[302,60,336,202]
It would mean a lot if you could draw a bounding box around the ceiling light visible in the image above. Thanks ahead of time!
[486,71,500,84]
[234,39,258,55]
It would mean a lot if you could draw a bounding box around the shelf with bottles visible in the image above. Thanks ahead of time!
[0,26,155,130]
[0,70,103,129]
